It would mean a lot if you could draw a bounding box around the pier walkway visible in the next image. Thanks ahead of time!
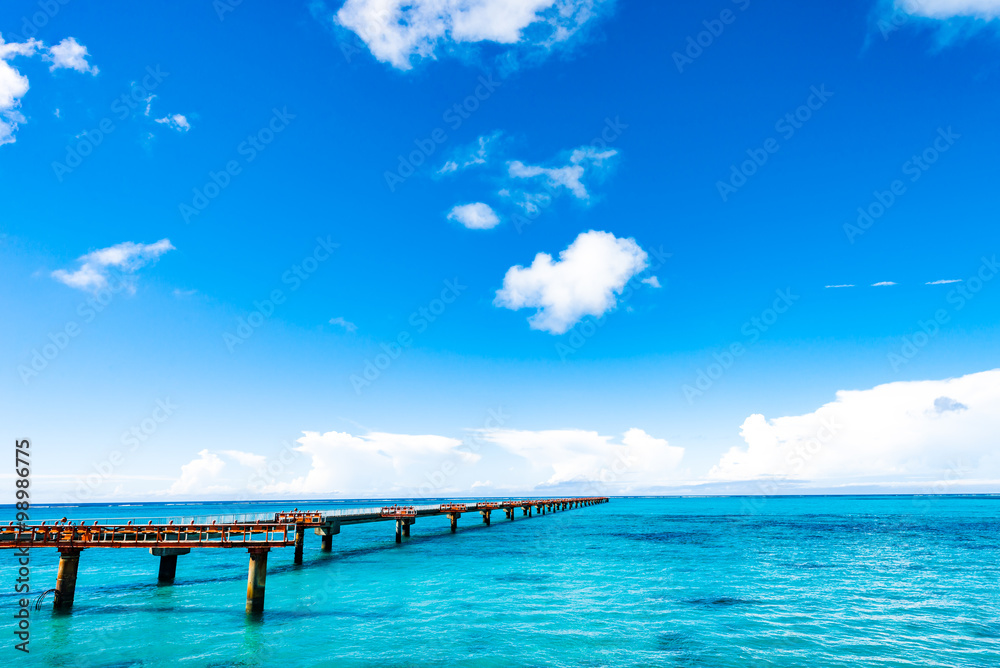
[0,497,608,612]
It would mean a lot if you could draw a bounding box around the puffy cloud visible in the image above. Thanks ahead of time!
[641,276,661,288]
[0,36,95,146]
[155,113,191,132]
[45,37,99,74]
[0,37,41,145]
[507,146,617,200]
[494,230,648,334]
[709,368,1000,486]
[168,450,226,495]
[477,427,684,489]
[335,0,608,70]
[51,238,175,292]
[221,449,269,472]
[448,202,501,229]
[896,0,1000,19]
[277,430,477,496]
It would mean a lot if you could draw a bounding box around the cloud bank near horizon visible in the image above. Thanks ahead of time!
[32,367,999,503]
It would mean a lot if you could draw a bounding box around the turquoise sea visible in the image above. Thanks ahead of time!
[2,496,999,667]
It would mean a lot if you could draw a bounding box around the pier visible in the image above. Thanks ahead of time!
[1,497,608,613]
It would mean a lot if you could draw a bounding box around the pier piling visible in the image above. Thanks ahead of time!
[53,547,82,611]
[481,510,491,526]
[449,513,459,533]
[294,527,305,564]
[246,548,269,614]
[150,547,190,583]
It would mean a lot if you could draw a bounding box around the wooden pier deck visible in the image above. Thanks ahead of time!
[1,497,608,612]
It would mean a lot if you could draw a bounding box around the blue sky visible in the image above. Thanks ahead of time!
[2,0,999,501]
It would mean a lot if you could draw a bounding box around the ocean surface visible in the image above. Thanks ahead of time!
[2,496,999,667]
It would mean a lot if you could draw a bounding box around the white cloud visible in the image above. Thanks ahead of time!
[221,449,268,472]
[155,113,191,132]
[437,132,501,174]
[168,450,227,495]
[45,37,99,75]
[448,202,501,229]
[0,37,41,145]
[275,430,477,496]
[896,0,1000,19]
[709,368,1000,486]
[926,279,962,284]
[495,230,648,334]
[478,427,684,489]
[502,189,551,214]
[507,146,617,200]
[641,276,661,288]
[872,281,897,286]
[0,36,95,146]
[825,284,855,288]
[51,238,175,292]
[335,0,607,70]
[329,316,358,332]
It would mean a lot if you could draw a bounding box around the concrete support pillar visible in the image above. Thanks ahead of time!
[315,522,339,552]
[402,519,412,537]
[150,548,190,583]
[294,526,305,564]
[395,519,403,543]
[53,548,82,611]
[158,555,178,582]
[449,513,459,533]
[481,510,491,526]
[246,548,269,614]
